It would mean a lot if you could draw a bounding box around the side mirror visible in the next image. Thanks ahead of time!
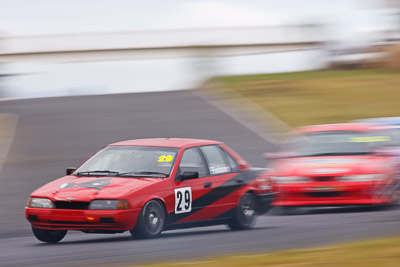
[66,167,75,176]
[176,171,199,181]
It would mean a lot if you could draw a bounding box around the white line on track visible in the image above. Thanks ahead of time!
[194,88,292,145]
[0,113,19,172]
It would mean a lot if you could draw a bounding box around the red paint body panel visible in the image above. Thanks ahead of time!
[296,123,379,134]
[173,172,240,223]
[270,156,397,207]
[270,124,398,207]
[26,207,140,231]
[273,180,395,206]
[26,138,274,234]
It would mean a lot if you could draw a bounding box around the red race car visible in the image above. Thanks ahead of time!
[268,123,398,214]
[26,138,274,243]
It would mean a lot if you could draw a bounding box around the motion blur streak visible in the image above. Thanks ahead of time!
[0,91,273,238]
[0,0,400,266]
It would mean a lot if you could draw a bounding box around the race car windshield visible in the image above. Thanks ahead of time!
[281,131,387,158]
[73,146,179,177]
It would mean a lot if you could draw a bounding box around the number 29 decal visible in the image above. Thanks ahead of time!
[174,187,192,214]
[158,155,174,162]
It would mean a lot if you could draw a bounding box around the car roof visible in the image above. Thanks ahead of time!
[296,123,378,133]
[109,138,221,148]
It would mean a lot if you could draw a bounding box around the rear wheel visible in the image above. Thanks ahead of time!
[130,200,166,239]
[228,192,256,230]
[32,226,67,243]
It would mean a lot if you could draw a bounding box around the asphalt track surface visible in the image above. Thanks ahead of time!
[1,91,400,266]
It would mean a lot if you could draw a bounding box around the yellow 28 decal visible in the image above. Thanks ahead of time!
[158,155,174,162]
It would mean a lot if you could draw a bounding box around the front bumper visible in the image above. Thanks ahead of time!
[272,181,396,207]
[26,207,140,231]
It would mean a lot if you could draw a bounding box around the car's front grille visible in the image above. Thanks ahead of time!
[307,192,342,198]
[313,176,335,182]
[53,201,90,210]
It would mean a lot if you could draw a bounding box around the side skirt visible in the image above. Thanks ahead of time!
[164,208,235,231]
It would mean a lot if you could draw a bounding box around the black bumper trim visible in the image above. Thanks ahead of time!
[255,192,275,215]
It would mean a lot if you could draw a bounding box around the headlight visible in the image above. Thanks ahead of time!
[29,198,55,208]
[339,174,384,182]
[89,199,130,210]
[271,176,310,184]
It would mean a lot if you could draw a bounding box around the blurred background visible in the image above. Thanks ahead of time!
[0,0,399,99]
[1,0,400,266]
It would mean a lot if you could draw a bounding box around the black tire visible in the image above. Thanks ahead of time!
[32,226,67,243]
[228,192,257,230]
[130,200,166,239]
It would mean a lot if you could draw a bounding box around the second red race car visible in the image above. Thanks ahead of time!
[26,138,274,243]
[267,123,398,214]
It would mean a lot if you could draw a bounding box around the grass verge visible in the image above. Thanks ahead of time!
[207,69,400,127]
[135,235,400,267]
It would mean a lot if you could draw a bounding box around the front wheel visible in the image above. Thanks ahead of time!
[130,200,166,239]
[228,192,256,230]
[32,226,67,243]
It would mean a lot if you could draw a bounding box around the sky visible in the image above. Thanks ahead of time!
[0,0,397,42]
[0,0,399,98]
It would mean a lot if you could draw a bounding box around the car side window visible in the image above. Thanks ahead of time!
[200,145,231,175]
[178,147,207,178]
[224,151,239,172]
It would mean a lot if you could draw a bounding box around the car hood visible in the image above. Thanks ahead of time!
[31,176,165,201]
[270,155,392,177]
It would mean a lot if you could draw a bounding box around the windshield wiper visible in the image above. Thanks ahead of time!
[75,170,120,176]
[117,171,169,178]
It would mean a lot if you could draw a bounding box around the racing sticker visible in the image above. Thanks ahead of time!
[59,179,111,191]
[174,187,192,214]
[209,166,230,175]
[158,155,174,162]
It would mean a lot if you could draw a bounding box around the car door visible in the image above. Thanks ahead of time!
[195,145,242,218]
[169,147,211,224]
[169,145,245,225]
